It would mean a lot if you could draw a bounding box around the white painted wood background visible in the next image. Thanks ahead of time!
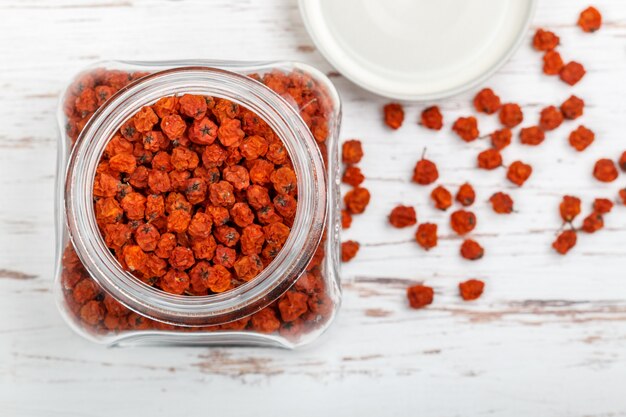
[1,0,626,415]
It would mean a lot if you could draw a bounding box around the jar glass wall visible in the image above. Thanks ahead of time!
[55,61,342,348]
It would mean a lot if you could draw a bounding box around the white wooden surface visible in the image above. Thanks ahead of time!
[2,0,626,416]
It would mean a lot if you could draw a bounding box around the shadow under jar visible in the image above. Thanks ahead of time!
[55,62,342,348]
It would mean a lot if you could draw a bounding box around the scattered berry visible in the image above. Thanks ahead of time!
[383,103,405,130]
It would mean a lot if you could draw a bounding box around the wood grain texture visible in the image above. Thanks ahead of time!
[1,0,626,416]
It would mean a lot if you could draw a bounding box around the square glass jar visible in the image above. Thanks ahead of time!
[55,61,342,348]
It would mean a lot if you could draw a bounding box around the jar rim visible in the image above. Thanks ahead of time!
[65,66,327,326]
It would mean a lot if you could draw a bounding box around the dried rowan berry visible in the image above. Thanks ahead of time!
[212,98,239,123]
[266,142,288,165]
[80,301,105,325]
[342,166,365,187]
[187,212,213,239]
[452,116,479,142]
[593,198,613,215]
[160,114,186,140]
[560,95,584,120]
[344,187,371,214]
[413,153,439,185]
[459,279,485,301]
[172,147,200,172]
[213,245,237,269]
[341,210,352,229]
[490,192,514,214]
[431,185,452,210]
[539,106,564,131]
[519,126,545,146]
[223,165,250,191]
[165,192,192,214]
[250,308,280,334]
[133,106,158,133]
[167,209,191,233]
[109,152,137,174]
[420,106,443,130]
[202,144,228,168]
[499,103,523,128]
[415,223,437,250]
[245,185,271,210]
[217,118,245,147]
[145,254,167,279]
[263,222,290,248]
[450,210,476,235]
[155,233,176,259]
[581,212,604,233]
[169,246,195,271]
[120,118,140,142]
[473,88,501,114]
[214,225,241,248]
[342,139,363,164]
[560,62,586,86]
[532,29,560,51]
[489,128,512,150]
[273,194,297,219]
[507,161,533,186]
[388,205,417,228]
[278,291,309,322]
[559,195,581,222]
[179,94,207,119]
[73,279,98,304]
[249,159,274,185]
[184,177,207,204]
[383,103,404,129]
[148,169,172,194]
[153,96,178,118]
[460,239,484,261]
[593,159,618,182]
[240,135,268,160]
[543,50,564,75]
[456,183,475,206]
[123,245,148,272]
[152,151,173,172]
[143,131,167,152]
[106,135,134,157]
[160,269,190,294]
[270,167,297,195]
[569,126,595,152]
[578,6,602,32]
[135,223,160,252]
[95,85,115,107]
[95,198,125,228]
[104,223,132,250]
[209,181,236,206]
[552,230,577,255]
[240,224,265,255]
[189,261,212,294]
[234,254,264,281]
[406,284,434,309]
[341,241,360,262]
[93,172,120,198]
[75,88,97,116]
[477,149,503,169]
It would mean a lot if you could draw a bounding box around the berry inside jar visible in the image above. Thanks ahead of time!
[95,94,298,295]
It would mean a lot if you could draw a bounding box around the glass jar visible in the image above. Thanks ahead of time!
[55,60,342,348]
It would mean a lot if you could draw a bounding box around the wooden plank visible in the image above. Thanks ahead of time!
[1,0,626,415]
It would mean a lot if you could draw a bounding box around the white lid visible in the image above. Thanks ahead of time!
[299,0,536,101]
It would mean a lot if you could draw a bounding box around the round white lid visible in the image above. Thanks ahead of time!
[299,0,536,101]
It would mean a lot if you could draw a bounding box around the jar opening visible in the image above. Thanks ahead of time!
[65,67,327,326]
